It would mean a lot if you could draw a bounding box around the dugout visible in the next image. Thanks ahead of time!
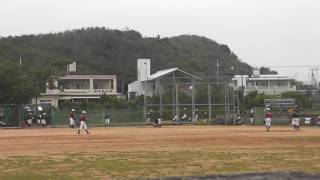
[0,104,24,127]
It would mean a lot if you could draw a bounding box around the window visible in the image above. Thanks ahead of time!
[257,80,268,87]
[270,80,287,87]
[40,100,52,103]
[73,80,89,89]
[94,84,99,89]
[277,80,287,86]
[93,80,116,89]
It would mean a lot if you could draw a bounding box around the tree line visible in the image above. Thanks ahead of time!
[0,27,277,105]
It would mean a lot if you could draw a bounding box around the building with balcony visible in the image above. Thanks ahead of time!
[232,68,296,96]
[33,75,118,107]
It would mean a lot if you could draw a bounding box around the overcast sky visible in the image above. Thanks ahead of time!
[1,0,319,82]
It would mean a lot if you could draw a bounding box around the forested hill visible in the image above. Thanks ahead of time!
[0,27,254,85]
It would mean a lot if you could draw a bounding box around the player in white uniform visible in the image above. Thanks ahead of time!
[69,109,76,128]
[41,112,46,127]
[26,109,33,127]
[37,106,44,127]
[292,105,300,130]
[77,111,90,134]
[265,108,272,131]
[104,112,110,127]
[250,108,254,125]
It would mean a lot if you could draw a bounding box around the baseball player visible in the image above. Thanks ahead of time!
[194,109,199,122]
[147,111,151,124]
[265,108,272,131]
[69,109,76,128]
[37,106,44,127]
[0,111,6,126]
[236,114,242,125]
[250,108,254,125]
[153,111,162,128]
[37,112,42,127]
[292,105,300,130]
[77,111,90,134]
[41,112,47,127]
[182,108,187,123]
[26,109,33,127]
[104,112,110,127]
[204,111,208,122]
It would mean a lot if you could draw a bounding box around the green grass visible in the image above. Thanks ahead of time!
[1,148,320,179]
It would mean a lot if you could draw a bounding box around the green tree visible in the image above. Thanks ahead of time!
[0,27,273,93]
[0,61,35,104]
[244,91,265,109]
[281,91,312,108]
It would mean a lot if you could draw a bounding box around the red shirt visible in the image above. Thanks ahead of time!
[80,114,87,121]
[266,112,272,118]
[69,112,75,118]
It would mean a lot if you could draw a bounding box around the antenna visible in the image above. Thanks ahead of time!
[216,59,220,85]
[311,68,318,88]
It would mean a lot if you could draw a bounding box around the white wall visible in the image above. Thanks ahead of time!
[137,59,150,81]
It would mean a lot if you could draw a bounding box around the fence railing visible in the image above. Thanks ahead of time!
[50,108,144,127]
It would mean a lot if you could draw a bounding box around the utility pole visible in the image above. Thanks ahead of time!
[172,72,176,119]
[311,68,318,89]
[143,81,147,123]
[191,79,195,121]
[216,59,220,86]
[241,74,245,115]
[208,83,212,125]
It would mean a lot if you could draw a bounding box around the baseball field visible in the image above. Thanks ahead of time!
[1,126,320,179]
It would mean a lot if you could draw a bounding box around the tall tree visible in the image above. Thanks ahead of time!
[0,61,35,104]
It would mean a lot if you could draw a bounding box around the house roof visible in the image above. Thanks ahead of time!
[249,76,293,81]
[144,68,201,81]
[232,74,294,81]
[59,75,116,80]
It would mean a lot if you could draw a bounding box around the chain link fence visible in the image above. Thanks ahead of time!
[50,108,144,127]
[0,104,24,127]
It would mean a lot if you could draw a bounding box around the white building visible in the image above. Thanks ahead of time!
[128,59,200,99]
[33,75,118,107]
[232,68,296,96]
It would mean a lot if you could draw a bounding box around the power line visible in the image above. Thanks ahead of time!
[261,65,320,68]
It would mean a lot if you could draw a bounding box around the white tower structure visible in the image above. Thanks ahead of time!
[67,62,77,74]
[253,67,260,77]
[137,59,150,81]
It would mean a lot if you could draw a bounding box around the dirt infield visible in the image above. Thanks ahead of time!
[1,126,320,179]
[1,126,320,156]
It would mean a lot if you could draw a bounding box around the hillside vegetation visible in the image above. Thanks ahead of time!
[0,27,265,103]
[0,27,253,81]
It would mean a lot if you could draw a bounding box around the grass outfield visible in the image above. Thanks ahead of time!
[1,126,320,179]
